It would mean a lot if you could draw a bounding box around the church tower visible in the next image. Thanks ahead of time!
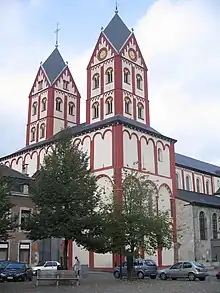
[26,48,81,146]
[86,11,150,125]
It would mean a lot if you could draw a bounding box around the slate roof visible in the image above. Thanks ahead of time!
[104,12,131,52]
[175,153,220,176]
[42,48,66,84]
[0,164,32,181]
[177,189,220,208]
[0,115,176,161]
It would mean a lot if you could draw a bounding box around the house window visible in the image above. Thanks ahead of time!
[176,173,180,189]
[63,80,69,90]
[38,80,43,91]
[212,213,218,239]
[19,243,30,264]
[186,176,191,191]
[41,98,46,111]
[106,98,113,114]
[124,98,131,114]
[56,98,62,111]
[0,242,9,261]
[206,180,210,194]
[30,127,36,142]
[40,123,45,139]
[68,102,75,115]
[93,74,100,89]
[196,178,201,193]
[92,102,99,119]
[106,68,113,84]
[199,211,207,240]
[32,102,37,116]
[158,148,163,162]
[136,74,142,90]
[124,69,130,84]
[20,209,31,231]
[137,103,144,119]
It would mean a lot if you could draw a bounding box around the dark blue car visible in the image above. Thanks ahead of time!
[0,262,33,282]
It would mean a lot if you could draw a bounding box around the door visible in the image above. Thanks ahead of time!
[182,262,193,277]
[43,261,53,271]
[168,262,183,278]
[51,261,58,271]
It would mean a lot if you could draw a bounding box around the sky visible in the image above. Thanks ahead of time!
[0,0,220,165]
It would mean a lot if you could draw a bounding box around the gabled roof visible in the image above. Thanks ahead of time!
[0,115,176,161]
[0,164,32,181]
[175,153,220,176]
[104,12,131,52]
[42,48,66,84]
[177,189,220,208]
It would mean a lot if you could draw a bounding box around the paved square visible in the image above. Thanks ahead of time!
[0,272,220,293]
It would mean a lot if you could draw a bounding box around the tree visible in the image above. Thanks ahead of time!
[25,130,101,269]
[0,178,18,240]
[91,170,173,280]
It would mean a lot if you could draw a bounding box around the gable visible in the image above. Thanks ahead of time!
[29,67,50,96]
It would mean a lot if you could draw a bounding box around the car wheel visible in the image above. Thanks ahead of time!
[160,272,167,280]
[199,277,206,281]
[150,275,157,279]
[188,272,196,281]
[137,271,144,279]
[113,271,120,279]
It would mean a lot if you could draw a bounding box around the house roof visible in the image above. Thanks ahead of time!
[103,12,131,52]
[177,189,220,208]
[175,153,220,176]
[0,164,32,181]
[42,48,67,84]
[0,115,176,161]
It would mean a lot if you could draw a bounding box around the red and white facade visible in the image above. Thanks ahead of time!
[1,12,220,269]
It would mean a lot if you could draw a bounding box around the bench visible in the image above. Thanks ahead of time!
[36,270,79,286]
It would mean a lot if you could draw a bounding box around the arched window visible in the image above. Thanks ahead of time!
[196,178,201,193]
[41,98,46,111]
[56,98,62,111]
[106,68,113,84]
[199,211,207,240]
[106,98,113,114]
[93,74,100,89]
[39,123,45,139]
[137,103,144,119]
[212,213,218,239]
[32,102,37,116]
[92,102,99,119]
[30,127,36,142]
[185,176,191,191]
[124,69,130,84]
[136,74,142,90]
[158,148,163,162]
[176,173,180,189]
[68,102,75,116]
[124,97,131,114]
[206,180,210,194]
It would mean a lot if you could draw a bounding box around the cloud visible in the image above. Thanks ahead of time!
[0,0,220,166]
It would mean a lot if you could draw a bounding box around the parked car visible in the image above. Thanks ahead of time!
[113,259,157,279]
[158,261,208,281]
[32,261,61,275]
[0,262,33,282]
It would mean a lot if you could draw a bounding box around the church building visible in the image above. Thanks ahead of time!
[1,11,220,269]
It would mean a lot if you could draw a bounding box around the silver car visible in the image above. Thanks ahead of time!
[113,258,157,279]
[158,261,209,281]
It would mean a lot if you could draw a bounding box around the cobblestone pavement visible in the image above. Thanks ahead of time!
[1,272,220,293]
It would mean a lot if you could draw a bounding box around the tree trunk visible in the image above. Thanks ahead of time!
[63,239,68,270]
[127,253,134,281]
[119,249,123,280]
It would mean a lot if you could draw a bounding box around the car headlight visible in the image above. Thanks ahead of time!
[0,273,6,277]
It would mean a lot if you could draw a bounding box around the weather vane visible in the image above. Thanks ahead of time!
[115,0,118,13]
[55,23,61,48]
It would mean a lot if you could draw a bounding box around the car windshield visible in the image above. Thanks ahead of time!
[36,261,45,267]
[0,261,8,268]
[6,263,25,270]
[193,261,205,268]
[145,260,156,266]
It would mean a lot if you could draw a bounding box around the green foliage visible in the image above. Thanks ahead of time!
[94,169,173,257]
[0,178,18,240]
[26,129,102,267]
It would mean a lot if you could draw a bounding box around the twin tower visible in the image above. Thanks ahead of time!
[26,12,150,146]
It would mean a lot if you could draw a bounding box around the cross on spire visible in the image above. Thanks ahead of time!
[54,23,61,48]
